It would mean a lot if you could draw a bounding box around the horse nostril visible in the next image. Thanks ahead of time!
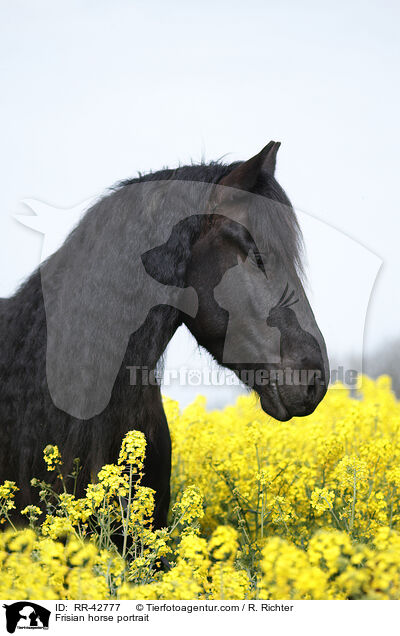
[306,372,320,404]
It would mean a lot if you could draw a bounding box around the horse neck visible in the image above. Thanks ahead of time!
[122,305,182,379]
[1,271,182,415]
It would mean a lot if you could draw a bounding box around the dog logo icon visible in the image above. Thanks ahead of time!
[3,603,50,634]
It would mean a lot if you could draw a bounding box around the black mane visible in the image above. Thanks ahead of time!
[116,160,235,188]
[116,160,304,278]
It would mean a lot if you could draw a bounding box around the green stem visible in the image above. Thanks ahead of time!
[122,465,133,558]
[350,468,357,533]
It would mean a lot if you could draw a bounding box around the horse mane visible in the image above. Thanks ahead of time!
[115,160,304,279]
[5,159,304,312]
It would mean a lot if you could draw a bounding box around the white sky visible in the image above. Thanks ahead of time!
[0,1,398,405]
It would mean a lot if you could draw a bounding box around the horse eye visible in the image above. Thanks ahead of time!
[249,251,266,271]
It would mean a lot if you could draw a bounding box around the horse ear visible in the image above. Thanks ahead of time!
[219,141,281,192]
[260,140,281,176]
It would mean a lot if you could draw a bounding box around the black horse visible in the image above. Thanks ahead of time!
[0,142,329,528]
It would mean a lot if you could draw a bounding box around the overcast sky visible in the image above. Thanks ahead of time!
[1,1,399,405]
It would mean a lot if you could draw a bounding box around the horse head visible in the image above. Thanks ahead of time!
[184,142,329,420]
